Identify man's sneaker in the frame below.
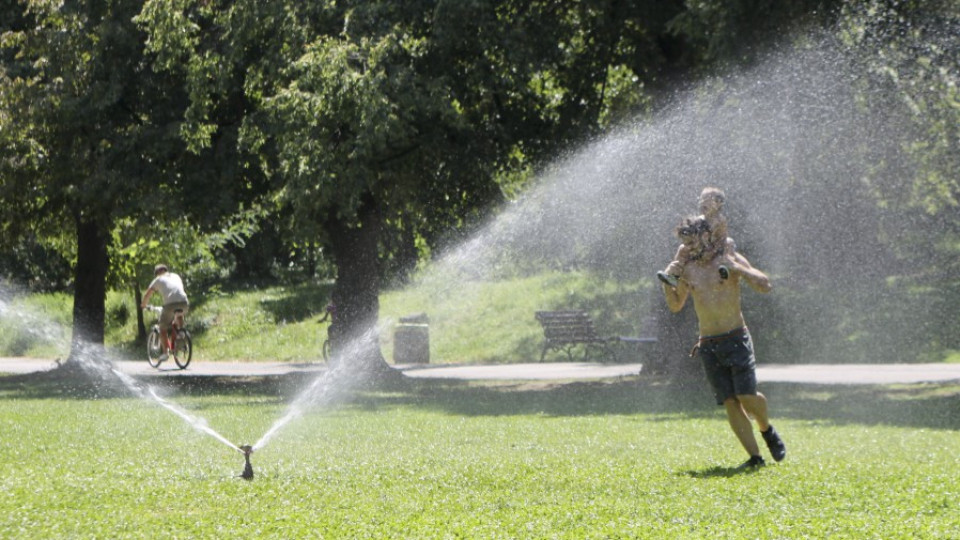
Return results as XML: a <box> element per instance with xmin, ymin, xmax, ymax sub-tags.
<box><xmin>762</xmin><ymin>425</ymin><xmax>786</xmax><ymax>462</ymax></box>
<box><xmin>657</xmin><ymin>271</ymin><xmax>679</xmax><ymax>288</ymax></box>
<box><xmin>157</xmin><ymin>353</ymin><xmax>169</xmax><ymax>363</ymax></box>
<box><xmin>738</xmin><ymin>455</ymin><xmax>766</xmax><ymax>469</ymax></box>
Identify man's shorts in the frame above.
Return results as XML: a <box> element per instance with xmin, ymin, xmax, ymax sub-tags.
<box><xmin>160</xmin><ymin>302</ymin><xmax>189</xmax><ymax>329</ymax></box>
<box><xmin>697</xmin><ymin>327</ymin><xmax>758</xmax><ymax>405</ymax></box>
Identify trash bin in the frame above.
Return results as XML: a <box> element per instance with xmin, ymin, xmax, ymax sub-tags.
<box><xmin>394</xmin><ymin>313</ymin><xmax>430</xmax><ymax>364</ymax></box>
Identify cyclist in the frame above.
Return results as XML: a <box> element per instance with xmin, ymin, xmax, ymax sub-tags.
<box><xmin>318</xmin><ymin>301</ymin><xmax>337</xmax><ymax>361</ymax></box>
<box><xmin>318</xmin><ymin>301</ymin><xmax>336</xmax><ymax>324</ymax></box>
<box><xmin>140</xmin><ymin>264</ymin><xmax>189</xmax><ymax>362</ymax></box>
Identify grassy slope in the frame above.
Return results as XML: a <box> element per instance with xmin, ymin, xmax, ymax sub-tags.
<box><xmin>1</xmin><ymin>272</ymin><xmax>653</xmax><ymax>364</ymax></box>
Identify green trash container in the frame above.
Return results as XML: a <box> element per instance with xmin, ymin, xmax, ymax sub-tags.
<box><xmin>394</xmin><ymin>313</ymin><xmax>430</xmax><ymax>364</ymax></box>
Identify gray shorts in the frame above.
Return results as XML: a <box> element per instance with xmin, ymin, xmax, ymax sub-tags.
<box><xmin>160</xmin><ymin>302</ymin><xmax>189</xmax><ymax>329</ymax></box>
<box><xmin>697</xmin><ymin>327</ymin><xmax>758</xmax><ymax>405</ymax></box>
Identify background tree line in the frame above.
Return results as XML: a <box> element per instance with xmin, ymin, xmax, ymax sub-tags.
<box><xmin>2</xmin><ymin>0</ymin><xmax>958</xmax><ymax>368</ymax></box>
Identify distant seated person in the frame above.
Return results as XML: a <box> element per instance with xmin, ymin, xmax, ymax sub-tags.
<box><xmin>658</xmin><ymin>187</ymin><xmax>737</xmax><ymax>287</ymax></box>
<box><xmin>140</xmin><ymin>264</ymin><xmax>189</xmax><ymax>362</ymax></box>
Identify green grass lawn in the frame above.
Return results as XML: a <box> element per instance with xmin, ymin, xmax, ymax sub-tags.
<box><xmin>2</xmin><ymin>372</ymin><xmax>959</xmax><ymax>538</ymax></box>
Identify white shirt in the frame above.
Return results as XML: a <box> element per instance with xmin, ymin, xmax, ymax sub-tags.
<box><xmin>148</xmin><ymin>273</ymin><xmax>189</xmax><ymax>305</ymax></box>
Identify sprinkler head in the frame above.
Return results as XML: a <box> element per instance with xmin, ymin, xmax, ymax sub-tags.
<box><xmin>718</xmin><ymin>265</ymin><xmax>729</xmax><ymax>280</ymax></box>
<box><xmin>239</xmin><ymin>445</ymin><xmax>254</xmax><ymax>480</ymax></box>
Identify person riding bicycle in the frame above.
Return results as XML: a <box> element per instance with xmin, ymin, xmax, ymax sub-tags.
<box><xmin>140</xmin><ymin>264</ymin><xmax>189</xmax><ymax>362</ymax></box>
<box><xmin>318</xmin><ymin>301</ymin><xmax>337</xmax><ymax>361</ymax></box>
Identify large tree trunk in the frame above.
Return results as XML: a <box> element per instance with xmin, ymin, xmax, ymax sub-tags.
<box><xmin>134</xmin><ymin>283</ymin><xmax>146</xmax><ymax>341</ymax></box>
<box><xmin>325</xmin><ymin>193</ymin><xmax>399</xmax><ymax>379</ymax></box>
<box><xmin>69</xmin><ymin>215</ymin><xmax>109</xmax><ymax>361</ymax></box>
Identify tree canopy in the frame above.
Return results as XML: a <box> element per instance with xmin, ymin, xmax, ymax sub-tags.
<box><xmin>2</xmin><ymin>0</ymin><xmax>958</xmax><ymax>368</ymax></box>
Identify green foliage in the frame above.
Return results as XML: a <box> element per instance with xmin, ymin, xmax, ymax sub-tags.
<box><xmin>836</xmin><ymin>0</ymin><xmax>960</xmax><ymax>277</ymax></box>
<box><xmin>668</xmin><ymin>0</ymin><xmax>843</xmax><ymax>68</ymax></box>
<box><xmin>110</xmin><ymin>205</ymin><xmax>268</xmax><ymax>295</ymax></box>
<box><xmin>1</xmin><ymin>380</ymin><xmax>960</xmax><ymax>537</ymax></box>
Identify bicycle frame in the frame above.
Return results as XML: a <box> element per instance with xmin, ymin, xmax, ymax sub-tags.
<box><xmin>144</xmin><ymin>305</ymin><xmax>192</xmax><ymax>369</ymax></box>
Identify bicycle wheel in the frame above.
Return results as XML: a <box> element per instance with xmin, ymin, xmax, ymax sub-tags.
<box><xmin>147</xmin><ymin>327</ymin><xmax>163</xmax><ymax>368</ymax></box>
<box><xmin>173</xmin><ymin>329</ymin><xmax>192</xmax><ymax>369</ymax></box>
<box><xmin>322</xmin><ymin>339</ymin><xmax>331</xmax><ymax>362</ymax></box>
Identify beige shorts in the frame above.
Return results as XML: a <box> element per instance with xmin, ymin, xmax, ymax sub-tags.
<box><xmin>160</xmin><ymin>302</ymin><xmax>189</xmax><ymax>329</ymax></box>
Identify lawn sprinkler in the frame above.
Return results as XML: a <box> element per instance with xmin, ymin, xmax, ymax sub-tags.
<box><xmin>239</xmin><ymin>445</ymin><xmax>254</xmax><ymax>480</ymax></box>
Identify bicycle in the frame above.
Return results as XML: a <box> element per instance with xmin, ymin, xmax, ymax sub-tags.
<box><xmin>321</xmin><ymin>335</ymin><xmax>331</xmax><ymax>362</ymax></box>
<box><xmin>143</xmin><ymin>305</ymin><xmax>193</xmax><ymax>369</ymax></box>
<box><xmin>318</xmin><ymin>302</ymin><xmax>335</xmax><ymax>362</ymax></box>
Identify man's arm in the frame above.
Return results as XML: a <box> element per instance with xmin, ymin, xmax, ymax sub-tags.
<box><xmin>140</xmin><ymin>278</ymin><xmax>159</xmax><ymax>309</ymax></box>
<box><xmin>726</xmin><ymin>252</ymin><xmax>772</xmax><ymax>293</ymax></box>
<box><xmin>140</xmin><ymin>287</ymin><xmax>156</xmax><ymax>309</ymax></box>
<box><xmin>661</xmin><ymin>261</ymin><xmax>690</xmax><ymax>312</ymax></box>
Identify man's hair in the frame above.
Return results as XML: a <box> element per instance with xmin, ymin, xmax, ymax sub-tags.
<box><xmin>675</xmin><ymin>216</ymin><xmax>710</xmax><ymax>238</ymax></box>
<box><xmin>154</xmin><ymin>264</ymin><xmax>169</xmax><ymax>274</ymax></box>
<box><xmin>698</xmin><ymin>187</ymin><xmax>725</xmax><ymax>206</ymax></box>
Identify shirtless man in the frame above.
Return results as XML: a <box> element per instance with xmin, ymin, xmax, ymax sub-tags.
<box><xmin>661</xmin><ymin>216</ymin><xmax>786</xmax><ymax>468</ymax></box>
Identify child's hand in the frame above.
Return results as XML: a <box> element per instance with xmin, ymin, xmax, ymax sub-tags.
<box><xmin>665</xmin><ymin>261</ymin><xmax>684</xmax><ymax>276</ymax></box>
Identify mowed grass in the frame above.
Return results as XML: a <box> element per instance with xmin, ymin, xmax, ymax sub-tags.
<box><xmin>2</xmin><ymin>374</ymin><xmax>959</xmax><ymax>538</ymax></box>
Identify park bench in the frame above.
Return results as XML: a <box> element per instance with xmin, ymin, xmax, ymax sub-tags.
<box><xmin>534</xmin><ymin>310</ymin><xmax>657</xmax><ymax>362</ymax></box>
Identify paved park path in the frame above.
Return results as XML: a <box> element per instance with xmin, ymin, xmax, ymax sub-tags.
<box><xmin>4</xmin><ymin>357</ymin><xmax>960</xmax><ymax>385</ymax></box>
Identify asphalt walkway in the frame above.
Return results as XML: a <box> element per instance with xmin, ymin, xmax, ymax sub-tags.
<box><xmin>4</xmin><ymin>357</ymin><xmax>960</xmax><ymax>384</ymax></box>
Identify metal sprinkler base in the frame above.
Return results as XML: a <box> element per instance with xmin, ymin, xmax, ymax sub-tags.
<box><xmin>239</xmin><ymin>445</ymin><xmax>254</xmax><ymax>480</ymax></box>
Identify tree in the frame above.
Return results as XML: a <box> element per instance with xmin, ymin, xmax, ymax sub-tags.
<box><xmin>132</xmin><ymin>0</ymin><xmax>730</xmax><ymax>373</ymax></box>
<box><xmin>838</xmin><ymin>0</ymin><xmax>960</xmax><ymax>267</ymax></box>
<box><xmin>0</xmin><ymin>1</ymin><xmax>258</xmax><ymax>360</ymax></box>
<box><xmin>1</xmin><ymin>1</ymin><xmax>170</xmax><ymax>356</ymax></box>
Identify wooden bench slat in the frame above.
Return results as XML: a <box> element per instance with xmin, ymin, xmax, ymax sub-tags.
<box><xmin>535</xmin><ymin>309</ymin><xmax>656</xmax><ymax>362</ymax></box>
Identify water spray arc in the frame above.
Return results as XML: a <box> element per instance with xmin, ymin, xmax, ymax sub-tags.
<box><xmin>251</xmin><ymin>322</ymin><xmax>385</xmax><ymax>452</ymax></box>
<box><xmin>63</xmin><ymin>318</ymin><xmax>385</xmax><ymax>480</ymax></box>
<box><xmin>71</xmin><ymin>343</ymin><xmax>246</xmax><ymax>454</ymax></box>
